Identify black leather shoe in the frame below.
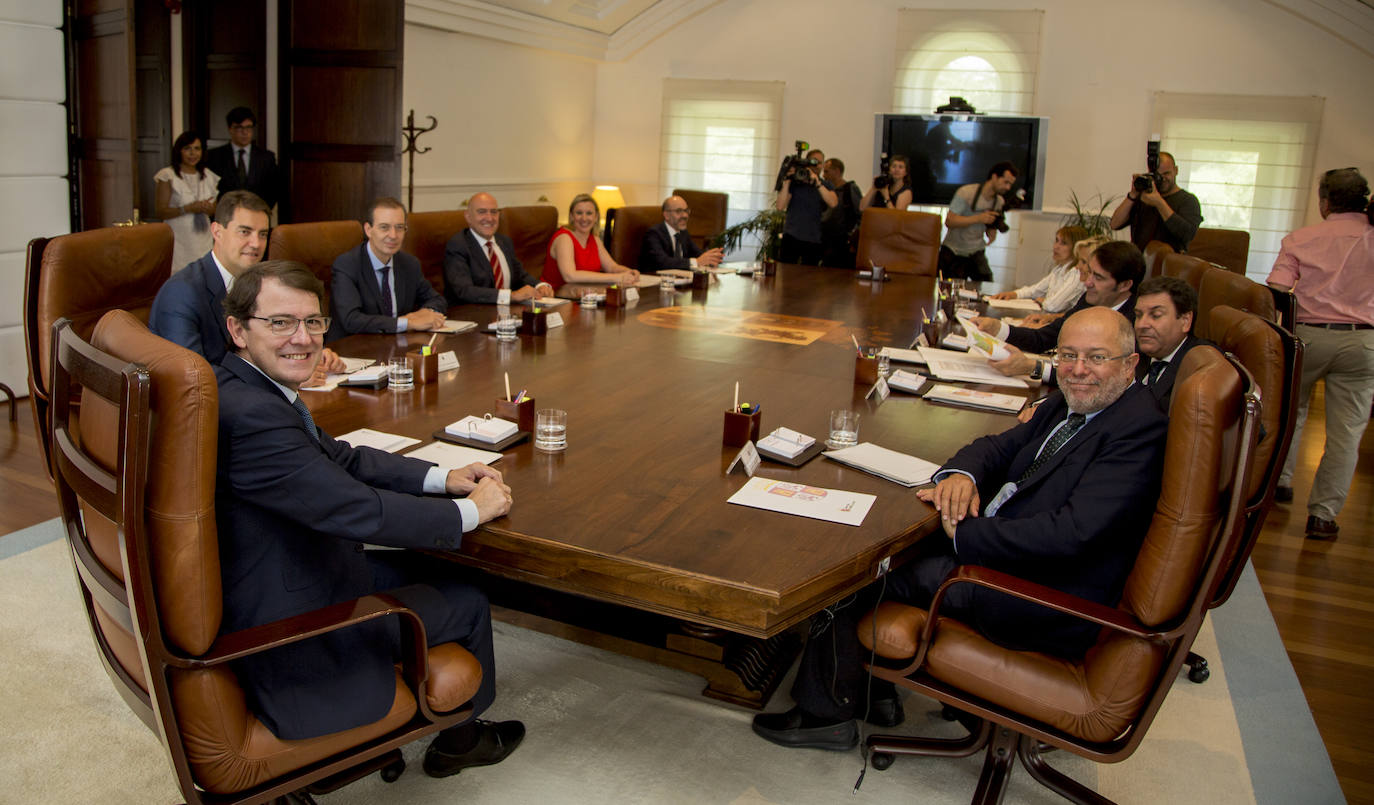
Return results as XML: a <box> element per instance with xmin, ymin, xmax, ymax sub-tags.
<box><xmin>859</xmin><ymin>696</ymin><xmax>904</xmax><ymax>728</ymax></box>
<box><xmin>752</xmin><ymin>707</ymin><xmax>858</xmax><ymax>751</ymax></box>
<box><xmin>1273</xmin><ymin>485</ymin><xmax>1294</xmax><ymax>503</ymax></box>
<box><xmin>1305</xmin><ymin>515</ymin><xmax>1339</xmax><ymax>541</ymax></box>
<box><xmin>423</xmin><ymin>720</ymin><xmax>526</xmax><ymax>778</ymax></box>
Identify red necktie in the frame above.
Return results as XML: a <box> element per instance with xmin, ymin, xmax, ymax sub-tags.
<box><xmin>487</xmin><ymin>240</ymin><xmax>504</xmax><ymax>290</ymax></box>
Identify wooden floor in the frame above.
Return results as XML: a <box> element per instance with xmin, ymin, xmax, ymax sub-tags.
<box><xmin>2</xmin><ymin>391</ymin><xmax>1371</xmax><ymax>802</ymax></box>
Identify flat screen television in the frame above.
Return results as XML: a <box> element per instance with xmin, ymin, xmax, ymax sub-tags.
<box><xmin>873</xmin><ymin>114</ymin><xmax>1049</xmax><ymax>210</ymax></box>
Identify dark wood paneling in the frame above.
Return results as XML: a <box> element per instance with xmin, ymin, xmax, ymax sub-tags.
<box><xmin>290</xmin><ymin>68</ymin><xmax>398</xmax><ymax>144</ymax></box>
<box><xmin>72</xmin><ymin>0</ymin><xmax>135</xmax><ymax>229</ymax></box>
<box><xmin>134</xmin><ymin>0</ymin><xmax>170</xmax><ymax>223</ymax></box>
<box><xmin>289</xmin><ymin>0</ymin><xmax>398</xmax><ymax>50</ymax></box>
<box><xmin>184</xmin><ymin>0</ymin><xmax>266</xmax><ymax>148</ymax></box>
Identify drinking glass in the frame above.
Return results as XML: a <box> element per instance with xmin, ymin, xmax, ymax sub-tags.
<box><xmin>826</xmin><ymin>409</ymin><xmax>859</xmax><ymax>449</ymax></box>
<box><xmin>495</xmin><ymin>314</ymin><xmax>519</xmax><ymax>342</ymax></box>
<box><xmin>387</xmin><ymin>358</ymin><xmax>414</xmax><ymax>391</ymax></box>
<box><xmin>535</xmin><ymin>408</ymin><xmax>568</xmax><ymax>452</ymax></box>
<box><xmin>660</xmin><ymin>274</ymin><xmax>677</xmax><ymax>291</ymax></box>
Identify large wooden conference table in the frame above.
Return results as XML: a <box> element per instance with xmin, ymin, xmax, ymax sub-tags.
<box><xmin>309</xmin><ymin>264</ymin><xmax>1025</xmax><ymax>705</ymax></box>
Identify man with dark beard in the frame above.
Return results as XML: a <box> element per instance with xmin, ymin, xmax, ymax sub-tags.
<box><xmin>752</xmin><ymin>307</ymin><xmax>1166</xmax><ymax>751</ymax></box>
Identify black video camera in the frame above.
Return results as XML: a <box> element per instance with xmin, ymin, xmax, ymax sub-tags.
<box><xmin>774</xmin><ymin>140</ymin><xmax>820</xmax><ymax>191</ymax></box>
<box><xmin>873</xmin><ymin>156</ymin><xmax>893</xmax><ymax>189</ymax></box>
<box><xmin>1133</xmin><ymin>140</ymin><xmax>1163</xmax><ymax>194</ymax></box>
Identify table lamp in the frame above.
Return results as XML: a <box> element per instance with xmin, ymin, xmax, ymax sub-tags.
<box><xmin>591</xmin><ymin>185</ymin><xmax>626</xmax><ymax>228</ymax></box>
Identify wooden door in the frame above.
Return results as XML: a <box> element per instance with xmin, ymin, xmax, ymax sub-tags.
<box><xmin>183</xmin><ymin>0</ymin><xmax>267</xmax><ymax>152</ymax></box>
<box><xmin>71</xmin><ymin>0</ymin><xmax>137</xmax><ymax>229</ymax></box>
<box><xmin>279</xmin><ymin>0</ymin><xmax>404</xmax><ymax>223</ymax></box>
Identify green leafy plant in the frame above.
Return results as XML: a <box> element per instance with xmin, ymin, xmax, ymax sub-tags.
<box><xmin>1062</xmin><ymin>190</ymin><xmax>1118</xmax><ymax>239</ymax></box>
<box><xmin>710</xmin><ymin>208</ymin><xmax>786</xmax><ymax>261</ymax></box>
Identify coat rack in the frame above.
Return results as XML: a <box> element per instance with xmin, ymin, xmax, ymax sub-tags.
<box><xmin>402</xmin><ymin>109</ymin><xmax>438</xmax><ymax>213</ymax></box>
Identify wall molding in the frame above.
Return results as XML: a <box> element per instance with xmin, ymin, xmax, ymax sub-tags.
<box><xmin>1265</xmin><ymin>0</ymin><xmax>1374</xmax><ymax>58</ymax></box>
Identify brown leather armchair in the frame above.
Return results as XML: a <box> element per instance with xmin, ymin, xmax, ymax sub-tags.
<box><xmin>266</xmin><ymin>220</ymin><xmax>364</xmax><ymax>288</ymax></box>
<box><xmin>1163</xmin><ymin>253</ymin><xmax>1275</xmax><ymax>338</ymax></box>
<box><xmin>407</xmin><ymin>210</ymin><xmax>466</xmax><ymax>295</ymax></box>
<box><xmin>854</xmin><ymin>208</ymin><xmax>941</xmax><ymax>275</ymax></box>
<box><xmin>1142</xmin><ymin>240</ymin><xmax>1174</xmax><ymax>281</ymax></box>
<box><xmin>858</xmin><ymin>346</ymin><xmax>1259</xmax><ymax>804</ymax></box>
<box><xmin>673</xmin><ymin>189</ymin><xmax>729</xmax><ymax>250</ymax></box>
<box><xmin>50</xmin><ymin>311</ymin><xmax>482</xmax><ymax>803</ymax></box>
<box><xmin>604</xmin><ymin>206</ymin><xmax>663</xmax><ymax>268</ymax></box>
<box><xmin>24</xmin><ymin>223</ymin><xmax>174</xmax><ymax>475</ymax></box>
<box><xmin>496</xmin><ymin>204</ymin><xmax>559</xmax><ymax>274</ymax></box>
<box><xmin>1188</xmin><ymin>227</ymin><xmax>1251</xmax><ymax>274</ymax></box>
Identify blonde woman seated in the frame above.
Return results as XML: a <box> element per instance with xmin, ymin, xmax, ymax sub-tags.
<box><xmin>1019</xmin><ymin>235</ymin><xmax>1110</xmax><ymax>328</ymax></box>
<box><xmin>541</xmin><ymin>193</ymin><xmax>640</xmax><ymax>295</ymax></box>
<box><xmin>989</xmin><ymin>225</ymin><xmax>1088</xmax><ymax>313</ymax></box>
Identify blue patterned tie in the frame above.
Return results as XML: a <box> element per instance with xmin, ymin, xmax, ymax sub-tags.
<box><xmin>379</xmin><ymin>265</ymin><xmax>394</xmax><ymax>318</ymax></box>
<box><xmin>1147</xmin><ymin>360</ymin><xmax>1167</xmax><ymax>386</ymax></box>
<box><xmin>291</xmin><ymin>396</ymin><xmax>320</xmax><ymax>444</ymax></box>
<box><xmin>1017</xmin><ymin>413</ymin><xmax>1085</xmax><ymax>483</ymax></box>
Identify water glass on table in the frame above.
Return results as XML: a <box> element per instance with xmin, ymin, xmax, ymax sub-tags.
<box><xmin>826</xmin><ymin>409</ymin><xmax>859</xmax><ymax>449</ymax></box>
<box><xmin>495</xmin><ymin>314</ymin><xmax>519</xmax><ymax>342</ymax></box>
<box><xmin>387</xmin><ymin>358</ymin><xmax>414</xmax><ymax>391</ymax></box>
<box><xmin>535</xmin><ymin>408</ymin><xmax>568</xmax><ymax>452</ymax></box>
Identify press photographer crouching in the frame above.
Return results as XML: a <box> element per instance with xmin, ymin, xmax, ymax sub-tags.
<box><xmin>1108</xmin><ymin>142</ymin><xmax>1203</xmax><ymax>252</ymax></box>
<box><xmin>938</xmin><ymin>161</ymin><xmax>1018</xmax><ymax>283</ymax></box>
<box><xmin>861</xmin><ymin>154</ymin><xmax>913</xmax><ymax>211</ymax></box>
<box><xmin>775</xmin><ymin>144</ymin><xmax>838</xmax><ymax>265</ymax></box>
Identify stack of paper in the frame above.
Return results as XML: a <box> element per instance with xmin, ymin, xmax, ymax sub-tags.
<box><xmin>336</xmin><ymin>428</ymin><xmax>421</xmax><ymax>453</ymax></box>
<box><xmin>918</xmin><ymin>346</ymin><xmax>1027</xmax><ymax>389</ymax></box>
<box><xmin>434</xmin><ymin>319</ymin><xmax>478</xmax><ymax>334</ymax></box>
<box><xmin>985</xmin><ymin>297</ymin><xmax>1042</xmax><ymax>312</ymax></box>
<box><xmin>726</xmin><ymin>476</ymin><xmax>875</xmax><ymax>527</ymax></box>
<box><xmin>446</xmin><ymin>415</ymin><xmax>518</xmax><ymax>443</ymax></box>
<box><xmin>402</xmin><ymin>441</ymin><xmax>503</xmax><ymax>468</ymax></box>
<box><xmin>757</xmin><ymin>427</ymin><xmax>816</xmax><ymax>459</ymax></box>
<box><xmin>879</xmin><ymin>346</ymin><xmax>925</xmax><ymax>365</ymax></box>
<box><xmin>924</xmin><ymin>384</ymin><xmax>1027</xmax><ymax>414</ymax></box>
<box><xmin>823</xmin><ymin>442</ymin><xmax>941</xmax><ymax>487</ymax></box>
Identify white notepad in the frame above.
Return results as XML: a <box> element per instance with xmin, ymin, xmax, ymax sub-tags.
<box><xmin>822</xmin><ymin>442</ymin><xmax>941</xmax><ymax>487</ymax></box>
<box><xmin>402</xmin><ymin>440</ymin><xmax>504</xmax><ymax>469</ymax></box>
<box><xmin>445</xmin><ymin>416</ymin><xmax>518</xmax><ymax>443</ymax></box>
<box><xmin>336</xmin><ymin>428</ymin><xmax>421</xmax><ymax>453</ymax></box>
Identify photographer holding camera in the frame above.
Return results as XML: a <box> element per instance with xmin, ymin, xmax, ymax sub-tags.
<box><xmin>861</xmin><ymin>154</ymin><xmax>914</xmax><ymax>211</ymax></box>
<box><xmin>776</xmin><ymin>147</ymin><xmax>838</xmax><ymax>265</ymax></box>
<box><xmin>938</xmin><ymin>161</ymin><xmax>1018</xmax><ymax>282</ymax></box>
<box><xmin>1109</xmin><ymin>149</ymin><xmax>1203</xmax><ymax>252</ymax></box>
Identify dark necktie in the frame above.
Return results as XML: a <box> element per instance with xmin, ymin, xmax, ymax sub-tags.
<box><xmin>487</xmin><ymin>240</ymin><xmax>504</xmax><ymax>290</ymax></box>
<box><xmin>674</xmin><ymin>230</ymin><xmax>685</xmax><ymax>259</ymax></box>
<box><xmin>379</xmin><ymin>265</ymin><xmax>394</xmax><ymax>317</ymax></box>
<box><xmin>1147</xmin><ymin>359</ymin><xmax>1168</xmax><ymax>386</ymax></box>
<box><xmin>236</xmin><ymin>148</ymin><xmax>248</xmax><ymax>185</ymax></box>
<box><xmin>1017</xmin><ymin>413</ymin><xmax>1086</xmax><ymax>483</ymax></box>
<box><xmin>291</xmin><ymin>396</ymin><xmax>320</xmax><ymax>444</ymax></box>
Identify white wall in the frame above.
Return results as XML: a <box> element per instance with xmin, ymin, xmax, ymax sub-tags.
<box><xmin>403</xmin><ymin>23</ymin><xmax>598</xmax><ymax>214</ymax></box>
<box><xmin>0</xmin><ymin>0</ymin><xmax>68</xmax><ymax>399</ymax></box>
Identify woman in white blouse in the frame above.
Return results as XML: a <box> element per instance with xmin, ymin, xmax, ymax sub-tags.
<box><xmin>154</xmin><ymin>131</ymin><xmax>220</xmax><ymax>272</ymax></box>
<box><xmin>989</xmin><ymin>225</ymin><xmax>1089</xmax><ymax>313</ymax></box>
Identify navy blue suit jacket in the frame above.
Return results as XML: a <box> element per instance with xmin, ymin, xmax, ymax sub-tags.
<box><xmin>638</xmin><ymin>223</ymin><xmax>703</xmax><ymax>273</ymax></box>
<box><xmin>941</xmin><ymin>382</ymin><xmax>1167</xmax><ymax>655</ymax></box>
<box><xmin>1006</xmin><ymin>294</ymin><xmax>1138</xmax><ymax>356</ymax></box>
<box><xmin>327</xmin><ymin>243</ymin><xmax>446</xmax><ymax>341</ymax></box>
<box><xmin>215</xmin><ymin>352</ymin><xmax>466</xmax><ymax>739</ymax></box>
<box><xmin>443</xmin><ymin>229</ymin><xmax>541</xmax><ymax>305</ymax></box>
<box><xmin>205</xmin><ymin>143</ymin><xmax>280</xmax><ymax>209</ymax></box>
<box><xmin>148</xmin><ymin>252</ymin><xmax>231</xmax><ymax>364</ymax></box>
<box><xmin>1135</xmin><ymin>334</ymin><xmax>1212</xmax><ymax>410</ymax></box>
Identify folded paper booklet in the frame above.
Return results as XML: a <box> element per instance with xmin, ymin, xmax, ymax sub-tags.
<box><xmin>336</xmin><ymin>428</ymin><xmax>421</xmax><ymax>453</ymax></box>
<box><xmin>434</xmin><ymin>319</ymin><xmax>478</xmax><ymax>334</ymax></box>
<box><xmin>402</xmin><ymin>440</ymin><xmax>503</xmax><ymax>468</ymax></box>
<box><xmin>924</xmin><ymin>384</ymin><xmax>1026</xmax><ymax>414</ymax></box>
<box><xmin>985</xmin><ymin>297</ymin><xmax>1041</xmax><ymax>312</ymax></box>
<box><xmin>756</xmin><ymin>427</ymin><xmax>816</xmax><ymax>459</ymax></box>
<box><xmin>522</xmin><ymin>297</ymin><xmax>569</xmax><ymax>307</ymax></box>
<box><xmin>959</xmin><ymin>319</ymin><xmax>1011</xmax><ymax>361</ymax></box>
<box><xmin>726</xmin><ymin>476</ymin><xmax>875</xmax><ymax>527</ymax></box>
<box><xmin>445</xmin><ymin>415</ymin><xmax>518</xmax><ymax>443</ymax></box>
<box><xmin>918</xmin><ymin>346</ymin><xmax>1028</xmax><ymax>389</ymax></box>
<box><xmin>822</xmin><ymin>442</ymin><xmax>942</xmax><ymax>487</ymax></box>
<box><xmin>887</xmin><ymin>370</ymin><xmax>929</xmax><ymax>394</ymax></box>
<box><xmin>879</xmin><ymin>346</ymin><xmax>925</xmax><ymax>364</ymax></box>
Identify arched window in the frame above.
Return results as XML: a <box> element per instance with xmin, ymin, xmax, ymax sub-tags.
<box><xmin>892</xmin><ymin>11</ymin><xmax>1042</xmax><ymax>115</ymax></box>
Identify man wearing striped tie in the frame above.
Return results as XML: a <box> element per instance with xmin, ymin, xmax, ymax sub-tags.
<box><xmin>753</xmin><ymin>307</ymin><xmax>1167</xmax><ymax>752</ymax></box>
<box><xmin>216</xmin><ymin>260</ymin><xmax>526</xmax><ymax>777</ymax></box>
<box><xmin>444</xmin><ymin>192</ymin><xmax>554</xmax><ymax>305</ymax></box>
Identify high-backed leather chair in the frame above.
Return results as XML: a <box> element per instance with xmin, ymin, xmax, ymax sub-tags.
<box><xmin>50</xmin><ymin>311</ymin><xmax>482</xmax><ymax>803</ymax></box>
<box><xmin>1188</xmin><ymin>227</ymin><xmax>1251</xmax><ymax>274</ymax></box>
<box><xmin>495</xmin><ymin>204</ymin><xmax>559</xmax><ymax>274</ymax></box>
<box><xmin>673</xmin><ymin>189</ymin><xmax>729</xmax><ymax>250</ymax></box>
<box><xmin>1163</xmin><ymin>253</ymin><xmax>1275</xmax><ymax>338</ymax></box>
<box><xmin>604</xmin><ymin>206</ymin><xmax>663</xmax><ymax>268</ymax></box>
<box><xmin>1269</xmin><ymin>284</ymin><xmax>1297</xmax><ymax>332</ymax></box>
<box><xmin>266</xmin><ymin>220</ymin><xmax>364</xmax><ymax>289</ymax></box>
<box><xmin>859</xmin><ymin>346</ymin><xmax>1259</xmax><ymax>804</ymax></box>
<box><xmin>1142</xmin><ymin>239</ymin><xmax>1175</xmax><ymax>281</ymax></box>
<box><xmin>24</xmin><ymin>223</ymin><xmax>174</xmax><ymax>474</ymax></box>
<box><xmin>407</xmin><ymin>210</ymin><xmax>466</xmax><ymax>296</ymax></box>
<box><xmin>854</xmin><ymin>208</ymin><xmax>941</xmax><ymax>276</ymax></box>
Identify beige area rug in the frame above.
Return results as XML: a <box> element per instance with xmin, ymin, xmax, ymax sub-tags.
<box><xmin>0</xmin><ymin>537</ymin><xmax>1257</xmax><ymax>805</ymax></box>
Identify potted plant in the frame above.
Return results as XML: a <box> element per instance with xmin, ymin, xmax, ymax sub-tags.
<box><xmin>1062</xmin><ymin>190</ymin><xmax>1118</xmax><ymax>239</ymax></box>
<box><xmin>711</xmin><ymin>207</ymin><xmax>786</xmax><ymax>269</ymax></box>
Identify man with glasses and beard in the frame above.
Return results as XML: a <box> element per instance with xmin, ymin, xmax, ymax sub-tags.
<box><xmin>752</xmin><ymin>307</ymin><xmax>1166</xmax><ymax>751</ymax></box>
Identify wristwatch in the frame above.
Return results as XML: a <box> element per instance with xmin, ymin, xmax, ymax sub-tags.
<box><xmin>1028</xmin><ymin>359</ymin><xmax>1044</xmax><ymax>381</ymax></box>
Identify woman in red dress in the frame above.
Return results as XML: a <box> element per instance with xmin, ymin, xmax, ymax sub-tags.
<box><xmin>542</xmin><ymin>193</ymin><xmax>640</xmax><ymax>291</ymax></box>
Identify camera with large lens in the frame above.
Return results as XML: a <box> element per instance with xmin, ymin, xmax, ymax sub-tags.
<box><xmin>986</xmin><ymin>189</ymin><xmax>1026</xmax><ymax>234</ymax></box>
<box><xmin>873</xmin><ymin>173</ymin><xmax>893</xmax><ymax>189</ymax></box>
<box><xmin>1133</xmin><ymin>139</ymin><xmax>1163</xmax><ymax>195</ymax></box>
<box><xmin>774</xmin><ymin>140</ymin><xmax>819</xmax><ymax>190</ymax></box>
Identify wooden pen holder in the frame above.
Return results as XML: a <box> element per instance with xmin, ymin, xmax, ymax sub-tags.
<box><xmin>854</xmin><ymin>353</ymin><xmax>881</xmax><ymax>385</ymax></box>
<box><xmin>921</xmin><ymin>320</ymin><xmax>942</xmax><ymax>348</ymax></box>
<box><xmin>760</xmin><ymin>259</ymin><xmax>777</xmax><ymax>276</ymax></box>
<box><xmin>495</xmin><ymin>397</ymin><xmax>536</xmax><ymax>432</ymax></box>
<box><xmin>521</xmin><ymin>309</ymin><xmax>548</xmax><ymax>335</ymax></box>
<box><xmin>606</xmin><ymin>285</ymin><xmax>627</xmax><ymax>307</ymax></box>
<box><xmin>691</xmin><ymin>271</ymin><xmax>710</xmax><ymax>289</ymax></box>
<box><xmin>722</xmin><ymin>408</ymin><xmax>762</xmax><ymax>447</ymax></box>
<box><xmin>405</xmin><ymin>350</ymin><xmax>439</xmax><ymax>385</ymax></box>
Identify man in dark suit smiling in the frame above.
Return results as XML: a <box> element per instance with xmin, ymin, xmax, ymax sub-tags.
<box><xmin>443</xmin><ymin>192</ymin><xmax>552</xmax><ymax>305</ymax></box>
<box><xmin>328</xmin><ymin>197</ymin><xmax>448</xmax><ymax>341</ymax></box>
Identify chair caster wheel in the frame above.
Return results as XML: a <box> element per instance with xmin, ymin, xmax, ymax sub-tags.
<box><xmin>1188</xmin><ymin>663</ymin><xmax>1210</xmax><ymax>684</ymax></box>
<box><xmin>380</xmin><ymin>757</ymin><xmax>405</xmax><ymax>783</ymax></box>
<box><xmin>871</xmin><ymin>752</ymin><xmax>895</xmax><ymax>771</ymax></box>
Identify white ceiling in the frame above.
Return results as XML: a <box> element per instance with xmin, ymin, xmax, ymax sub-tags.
<box><xmin>476</xmin><ymin>0</ymin><xmax>662</xmax><ymax>35</ymax></box>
